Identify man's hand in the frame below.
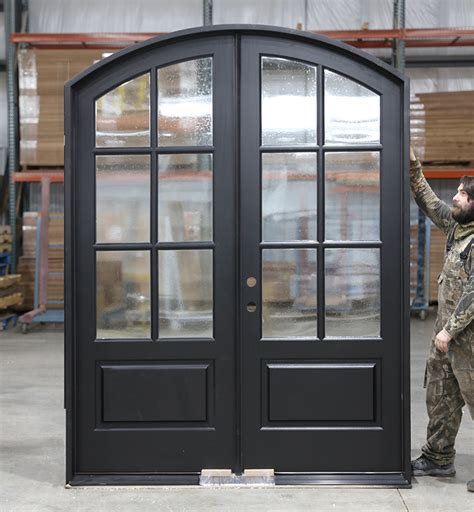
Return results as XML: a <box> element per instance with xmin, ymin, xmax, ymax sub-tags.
<box><xmin>434</xmin><ymin>329</ymin><xmax>452</xmax><ymax>353</ymax></box>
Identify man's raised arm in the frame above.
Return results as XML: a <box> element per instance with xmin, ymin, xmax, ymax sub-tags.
<box><xmin>410</xmin><ymin>147</ymin><xmax>454</xmax><ymax>235</ymax></box>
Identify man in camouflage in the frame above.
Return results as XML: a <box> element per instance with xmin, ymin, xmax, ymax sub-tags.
<box><xmin>409</xmin><ymin>147</ymin><xmax>473</xmax><ymax>492</ymax></box>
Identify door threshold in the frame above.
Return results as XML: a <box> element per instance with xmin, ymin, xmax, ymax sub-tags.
<box><xmin>68</xmin><ymin>473</ymin><xmax>200</xmax><ymax>487</ymax></box>
<box><xmin>276</xmin><ymin>473</ymin><xmax>411</xmax><ymax>488</ymax></box>
<box><xmin>68</xmin><ymin>472</ymin><xmax>410</xmax><ymax>488</ymax></box>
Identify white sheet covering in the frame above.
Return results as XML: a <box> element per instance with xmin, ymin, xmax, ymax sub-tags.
<box><xmin>27</xmin><ymin>0</ymin><xmax>474</xmax><ymax>32</ymax></box>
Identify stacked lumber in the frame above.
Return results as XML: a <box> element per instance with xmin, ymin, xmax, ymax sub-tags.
<box><xmin>18</xmin><ymin>212</ymin><xmax>64</xmax><ymax>310</ymax></box>
<box><xmin>18</xmin><ymin>49</ymin><xmax>108</xmax><ymax>165</ymax></box>
<box><xmin>411</xmin><ymin>90</ymin><xmax>474</xmax><ymax>164</ymax></box>
<box><xmin>0</xmin><ymin>225</ymin><xmax>12</xmax><ymax>253</ymax></box>
<box><xmin>22</xmin><ymin>212</ymin><xmax>64</xmax><ymax>259</ymax></box>
<box><xmin>410</xmin><ymin>223</ymin><xmax>446</xmax><ymax>304</ymax></box>
<box><xmin>0</xmin><ymin>274</ymin><xmax>23</xmax><ymax>310</ymax></box>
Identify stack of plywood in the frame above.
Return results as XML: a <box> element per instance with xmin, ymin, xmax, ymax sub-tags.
<box><xmin>18</xmin><ymin>212</ymin><xmax>64</xmax><ymax>310</ymax></box>
<box><xmin>19</xmin><ymin>49</ymin><xmax>108</xmax><ymax>166</ymax></box>
<box><xmin>411</xmin><ymin>90</ymin><xmax>474</xmax><ymax>163</ymax></box>
<box><xmin>0</xmin><ymin>274</ymin><xmax>23</xmax><ymax>310</ymax></box>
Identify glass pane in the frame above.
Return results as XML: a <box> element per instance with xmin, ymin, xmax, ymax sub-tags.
<box><xmin>96</xmin><ymin>73</ymin><xmax>150</xmax><ymax>147</ymax></box>
<box><xmin>324</xmin><ymin>70</ymin><xmax>380</xmax><ymax>145</ymax></box>
<box><xmin>262</xmin><ymin>153</ymin><xmax>317</xmax><ymax>242</ymax></box>
<box><xmin>159</xmin><ymin>154</ymin><xmax>212</xmax><ymax>242</ymax></box>
<box><xmin>159</xmin><ymin>250</ymin><xmax>213</xmax><ymax>338</ymax></box>
<box><xmin>96</xmin><ymin>251</ymin><xmax>150</xmax><ymax>339</ymax></box>
<box><xmin>262</xmin><ymin>57</ymin><xmax>317</xmax><ymax>146</ymax></box>
<box><xmin>96</xmin><ymin>155</ymin><xmax>150</xmax><ymax>243</ymax></box>
<box><xmin>325</xmin><ymin>249</ymin><xmax>380</xmax><ymax>337</ymax></box>
<box><xmin>325</xmin><ymin>152</ymin><xmax>380</xmax><ymax>241</ymax></box>
<box><xmin>158</xmin><ymin>58</ymin><xmax>213</xmax><ymax>146</ymax></box>
<box><xmin>262</xmin><ymin>249</ymin><xmax>317</xmax><ymax>338</ymax></box>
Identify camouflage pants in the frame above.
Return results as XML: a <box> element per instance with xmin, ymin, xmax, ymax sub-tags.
<box><xmin>421</xmin><ymin>328</ymin><xmax>474</xmax><ymax>465</ymax></box>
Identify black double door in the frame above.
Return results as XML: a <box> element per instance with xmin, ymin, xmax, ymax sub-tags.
<box><xmin>66</xmin><ymin>28</ymin><xmax>409</xmax><ymax>485</ymax></box>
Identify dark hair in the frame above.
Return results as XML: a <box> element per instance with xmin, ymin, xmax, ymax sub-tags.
<box><xmin>460</xmin><ymin>176</ymin><xmax>474</xmax><ymax>201</ymax></box>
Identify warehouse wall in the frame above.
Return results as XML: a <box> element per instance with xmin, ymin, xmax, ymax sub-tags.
<box><xmin>408</xmin><ymin>67</ymin><xmax>474</xmax><ymax>94</ymax></box>
<box><xmin>27</xmin><ymin>0</ymin><xmax>474</xmax><ymax>32</ymax></box>
<box><xmin>29</xmin><ymin>0</ymin><xmax>203</xmax><ymax>32</ymax></box>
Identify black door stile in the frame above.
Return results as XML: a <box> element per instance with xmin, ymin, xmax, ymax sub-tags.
<box><xmin>65</xmin><ymin>26</ymin><xmax>410</xmax><ymax>485</ymax></box>
<box><xmin>69</xmin><ymin>35</ymin><xmax>238</xmax><ymax>474</ymax></box>
<box><xmin>239</xmin><ymin>34</ymin><xmax>406</xmax><ymax>474</ymax></box>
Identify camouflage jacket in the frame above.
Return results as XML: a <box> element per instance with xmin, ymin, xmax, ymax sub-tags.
<box><xmin>410</xmin><ymin>159</ymin><xmax>473</xmax><ymax>342</ymax></box>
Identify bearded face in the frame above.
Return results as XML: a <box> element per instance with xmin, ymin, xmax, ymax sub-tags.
<box><xmin>451</xmin><ymin>184</ymin><xmax>474</xmax><ymax>224</ymax></box>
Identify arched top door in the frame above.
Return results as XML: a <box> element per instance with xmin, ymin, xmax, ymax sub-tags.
<box><xmin>65</xmin><ymin>26</ymin><xmax>410</xmax><ymax>487</ymax></box>
<box><xmin>67</xmin><ymin>25</ymin><xmax>406</xmax><ymax>91</ymax></box>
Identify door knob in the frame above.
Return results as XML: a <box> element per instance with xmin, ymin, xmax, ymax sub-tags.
<box><xmin>246</xmin><ymin>277</ymin><xmax>257</xmax><ymax>288</ymax></box>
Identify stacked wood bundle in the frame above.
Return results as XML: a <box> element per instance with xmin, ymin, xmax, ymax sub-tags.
<box><xmin>410</xmin><ymin>223</ymin><xmax>446</xmax><ymax>304</ymax></box>
<box><xmin>411</xmin><ymin>90</ymin><xmax>474</xmax><ymax>164</ymax></box>
<box><xmin>18</xmin><ymin>212</ymin><xmax>64</xmax><ymax>310</ymax></box>
<box><xmin>0</xmin><ymin>274</ymin><xmax>23</xmax><ymax>310</ymax></box>
<box><xmin>18</xmin><ymin>49</ymin><xmax>107</xmax><ymax>166</ymax></box>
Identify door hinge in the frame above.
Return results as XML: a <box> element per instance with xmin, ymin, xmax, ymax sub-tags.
<box><xmin>200</xmin><ymin>468</ymin><xmax>275</xmax><ymax>487</ymax></box>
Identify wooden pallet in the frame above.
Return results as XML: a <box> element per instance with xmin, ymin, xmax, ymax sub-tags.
<box><xmin>0</xmin><ymin>274</ymin><xmax>21</xmax><ymax>289</ymax></box>
<box><xmin>0</xmin><ymin>292</ymin><xmax>23</xmax><ymax>310</ymax></box>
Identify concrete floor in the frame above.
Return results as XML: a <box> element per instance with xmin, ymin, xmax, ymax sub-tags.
<box><xmin>0</xmin><ymin>312</ymin><xmax>472</xmax><ymax>512</ymax></box>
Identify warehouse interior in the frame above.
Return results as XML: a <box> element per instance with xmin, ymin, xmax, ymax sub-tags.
<box><xmin>1</xmin><ymin>0</ymin><xmax>473</xmax><ymax>510</ymax></box>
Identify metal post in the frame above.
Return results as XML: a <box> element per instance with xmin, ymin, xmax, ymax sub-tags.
<box><xmin>398</xmin><ymin>0</ymin><xmax>406</xmax><ymax>72</ymax></box>
<box><xmin>22</xmin><ymin>0</ymin><xmax>30</xmax><ymax>33</ymax></box>
<box><xmin>38</xmin><ymin>177</ymin><xmax>50</xmax><ymax>308</ymax></box>
<box><xmin>5</xmin><ymin>0</ymin><xmax>21</xmax><ymax>272</ymax></box>
<box><xmin>392</xmin><ymin>0</ymin><xmax>406</xmax><ymax>72</ymax></box>
<box><xmin>203</xmin><ymin>0</ymin><xmax>213</xmax><ymax>26</ymax></box>
<box><xmin>304</xmin><ymin>0</ymin><xmax>308</xmax><ymax>31</ymax></box>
